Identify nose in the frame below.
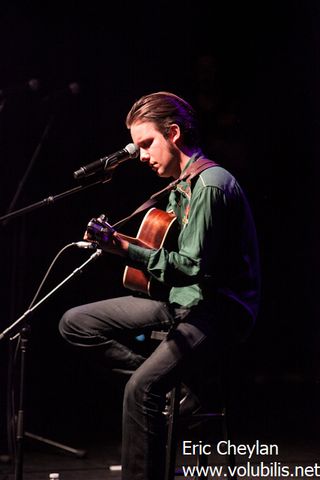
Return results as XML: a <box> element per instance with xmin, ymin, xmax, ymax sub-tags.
<box><xmin>139</xmin><ymin>148</ymin><xmax>150</xmax><ymax>163</ymax></box>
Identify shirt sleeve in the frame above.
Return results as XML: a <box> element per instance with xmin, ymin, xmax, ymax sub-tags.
<box><xmin>126</xmin><ymin>185</ymin><xmax>227</xmax><ymax>287</ymax></box>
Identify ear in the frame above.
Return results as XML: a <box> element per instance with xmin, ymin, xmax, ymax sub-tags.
<box><xmin>167</xmin><ymin>123</ymin><xmax>181</xmax><ymax>144</ymax></box>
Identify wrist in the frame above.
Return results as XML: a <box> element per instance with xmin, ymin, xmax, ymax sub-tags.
<box><xmin>113</xmin><ymin>233</ymin><xmax>129</xmax><ymax>257</ymax></box>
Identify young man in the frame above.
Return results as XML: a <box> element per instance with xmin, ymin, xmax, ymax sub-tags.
<box><xmin>59</xmin><ymin>91</ymin><xmax>260</xmax><ymax>480</ymax></box>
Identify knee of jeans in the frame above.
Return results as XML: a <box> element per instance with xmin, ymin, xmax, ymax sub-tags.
<box><xmin>59</xmin><ymin>307</ymin><xmax>82</xmax><ymax>338</ymax></box>
<box><xmin>123</xmin><ymin>372</ymin><xmax>146</xmax><ymax>410</ymax></box>
<box><xmin>124</xmin><ymin>371</ymin><xmax>166</xmax><ymax>418</ymax></box>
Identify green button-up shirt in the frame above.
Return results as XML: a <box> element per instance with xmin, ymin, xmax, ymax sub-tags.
<box><xmin>127</xmin><ymin>154</ymin><xmax>260</xmax><ymax>322</ymax></box>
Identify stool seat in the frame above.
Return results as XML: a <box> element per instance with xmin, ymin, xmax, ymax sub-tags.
<box><xmin>150</xmin><ymin>329</ymin><xmax>169</xmax><ymax>341</ymax></box>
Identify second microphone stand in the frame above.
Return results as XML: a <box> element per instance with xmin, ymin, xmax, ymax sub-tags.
<box><xmin>0</xmin><ymin>247</ymin><xmax>102</xmax><ymax>480</ymax></box>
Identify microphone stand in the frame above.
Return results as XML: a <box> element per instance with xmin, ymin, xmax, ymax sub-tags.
<box><xmin>0</xmin><ymin>248</ymin><xmax>102</xmax><ymax>480</ymax></box>
<box><xmin>0</xmin><ymin>114</ymin><xmax>55</xmax><ymax>462</ymax></box>
<box><xmin>0</xmin><ymin>173</ymin><xmax>110</xmax><ymax>479</ymax></box>
<box><xmin>2</xmin><ymin>115</ymin><xmax>55</xmax><ymax>227</ymax></box>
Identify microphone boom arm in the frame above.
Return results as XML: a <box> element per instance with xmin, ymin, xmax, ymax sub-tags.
<box><xmin>0</xmin><ymin>248</ymin><xmax>102</xmax><ymax>341</ymax></box>
<box><xmin>0</xmin><ymin>177</ymin><xmax>105</xmax><ymax>225</ymax></box>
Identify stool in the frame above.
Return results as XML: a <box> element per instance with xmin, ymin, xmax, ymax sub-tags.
<box><xmin>151</xmin><ymin>330</ymin><xmax>237</xmax><ymax>480</ymax></box>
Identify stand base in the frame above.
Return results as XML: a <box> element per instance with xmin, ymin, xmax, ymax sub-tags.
<box><xmin>25</xmin><ymin>431</ymin><xmax>87</xmax><ymax>458</ymax></box>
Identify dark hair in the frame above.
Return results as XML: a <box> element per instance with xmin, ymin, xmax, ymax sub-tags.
<box><xmin>126</xmin><ymin>91</ymin><xmax>200</xmax><ymax>148</ymax></box>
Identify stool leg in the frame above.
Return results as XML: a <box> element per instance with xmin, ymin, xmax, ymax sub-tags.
<box><xmin>164</xmin><ymin>384</ymin><xmax>180</xmax><ymax>480</ymax></box>
<box><xmin>196</xmin><ymin>451</ymin><xmax>209</xmax><ymax>480</ymax></box>
<box><xmin>222</xmin><ymin>407</ymin><xmax>237</xmax><ymax>480</ymax></box>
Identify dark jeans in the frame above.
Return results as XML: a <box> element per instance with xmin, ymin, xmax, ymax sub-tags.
<box><xmin>59</xmin><ymin>295</ymin><xmax>247</xmax><ymax>480</ymax></box>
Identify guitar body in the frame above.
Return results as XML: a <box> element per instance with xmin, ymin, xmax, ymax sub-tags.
<box><xmin>123</xmin><ymin>208</ymin><xmax>178</xmax><ymax>298</ymax></box>
<box><xmin>86</xmin><ymin>208</ymin><xmax>179</xmax><ymax>299</ymax></box>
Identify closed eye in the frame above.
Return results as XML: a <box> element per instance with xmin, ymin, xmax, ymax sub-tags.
<box><xmin>139</xmin><ymin>139</ymin><xmax>153</xmax><ymax>149</ymax></box>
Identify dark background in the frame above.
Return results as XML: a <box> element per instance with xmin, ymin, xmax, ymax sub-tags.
<box><xmin>0</xmin><ymin>0</ymin><xmax>319</xmax><ymax>455</ymax></box>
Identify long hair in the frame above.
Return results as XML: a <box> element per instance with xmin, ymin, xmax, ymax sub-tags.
<box><xmin>126</xmin><ymin>91</ymin><xmax>200</xmax><ymax>148</ymax></box>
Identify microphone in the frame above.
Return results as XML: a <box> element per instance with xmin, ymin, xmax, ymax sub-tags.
<box><xmin>42</xmin><ymin>82</ymin><xmax>81</xmax><ymax>102</ymax></box>
<box><xmin>73</xmin><ymin>143</ymin><xmax>140</xmax><ymax>179</ymax></box>
<box><xmin>72</xmin><ymin>241</ymin><xmax>97</xmax><ymax>249</ymax></box>
<box><xmin>0</xmin><ymin>78</ymin><xmax>40</xmax><ymax>99</ymax></box>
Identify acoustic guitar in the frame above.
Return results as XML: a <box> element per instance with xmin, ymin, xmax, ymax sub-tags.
<box><xmin>86</xmin><ymin>208</ymin><xmax>178</xmax><ymax>299</ymax></box>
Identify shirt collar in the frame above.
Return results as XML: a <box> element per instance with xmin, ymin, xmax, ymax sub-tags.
<box><xmin>180</xmin><ymin>150</ymin><xmax>204</xmax><ymax>177</ymax></box>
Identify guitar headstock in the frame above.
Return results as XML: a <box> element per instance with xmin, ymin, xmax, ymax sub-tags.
<box><xmin>86</xmin><ymin>214</ymin><xmax>115</xmax><ymax>245</ymax></box>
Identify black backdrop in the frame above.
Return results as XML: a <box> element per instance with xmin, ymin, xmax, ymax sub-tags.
<box><xmin>0</xmin><ymin>1</ymin><xmax>319</xmax><ymax>451</ymax></box>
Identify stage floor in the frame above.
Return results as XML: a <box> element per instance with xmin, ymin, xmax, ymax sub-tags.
<box><xmin>1</xmin><ymin>377</ymin><xmax>319</xmax><ymax>479</ymax></box>
<box><xmin>1</xmin><ymin>428</ymin><xmax>319</xmax><ymax>479</ymax></box>
<box><xmin>0</xmin><ymin>442</ymin><xmax>320</xmax><ymax>480</ymax></box>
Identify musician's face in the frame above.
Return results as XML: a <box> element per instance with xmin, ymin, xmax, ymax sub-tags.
<box><xmin>130</xmin><ymin>120</ymin><xmax>181</xmax><ymax>179</ymax></box>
